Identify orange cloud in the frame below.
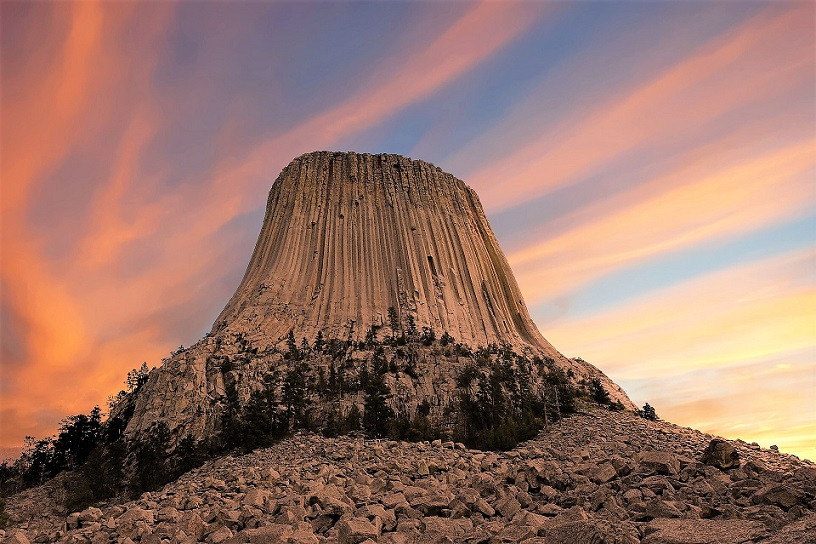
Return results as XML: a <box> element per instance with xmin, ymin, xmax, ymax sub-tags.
<box><xmin>544</xmin><ymin>248</ymin><xmax>815</xmax><ymax>373</ymax></box>
<box><xmin>1</xmin><ymin>1</ymin><xmax>104</xmax><ymax>214</ymax></box>
<box><xmin>542</xmin><ymin>249</ymin><xmax>815</xmax><ymax>460</ymax></box>
<box><xmin>0</xmin><ymin>2</ymin><xmax>174</xmax><ymax>453</ymax></box>
<box><xmin>463</xmin><ymin>3</ymin><xmax>814</xmax><ymax>212</ymax></box>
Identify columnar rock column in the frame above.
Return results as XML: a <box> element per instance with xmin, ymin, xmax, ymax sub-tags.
<box><xmin>214</xmin><ymin>151</ymin><xmax>561</xmax><ymax>359</ymax></box>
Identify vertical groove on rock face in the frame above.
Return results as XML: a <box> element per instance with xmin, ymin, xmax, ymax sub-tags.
<box><xmin>213</xmin><ymin>151</ymin><xmax>562</xmax><ymax>359</ymax></box>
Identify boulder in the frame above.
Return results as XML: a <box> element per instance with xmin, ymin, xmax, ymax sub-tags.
<box><xmin>641</xmin><ymin>518</ymin><xmax>766</xmax><ymax>544</ymax></box>
<box><xmin>637</xmin><ymin>451</ymin><xmax>680</xmax><ymax>475</ymax></box>
<box><xmin>3</xmin><ymin>531</ymin><xmax>31</xmax><ymax>544</ymax></box>
<box><xmin>495</xmin><ymin>496</ymin><xmax>521</xmax><ymax>519</ymax></box>
<box><xmin>337</xmin><ymin>517</ymin><xmax>380</xmax><ymax>544</ymax></box>
<box><xmin>589</xmin><ymin>462</ymin><xmax>618</xmax><ymax>484</ymax></box>
<box><xmin>751</xmin><ymin>484</ymin><xmax>805</xmax><ymax>510</ymax></box>
<box><xmin>701</xmin><ymin>439</ymin><xmax>740</xmax><ymax>470</ymax></box>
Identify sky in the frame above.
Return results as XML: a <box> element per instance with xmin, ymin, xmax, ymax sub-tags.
<box><xmin>1</xmin><ymin>1</ymin><xmax>814</xmax><ymax>462</ymax></box>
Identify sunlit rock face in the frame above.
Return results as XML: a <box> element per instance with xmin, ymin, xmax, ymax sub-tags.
<box><xmin>214</xmin><ymin>151</ymin><xmax>558</xmax><ymax>355</ymax></box>
<box><xmin>122</xmin><ymin>152</ymin><xmax>633</xmax><ymax>444</ymax></box>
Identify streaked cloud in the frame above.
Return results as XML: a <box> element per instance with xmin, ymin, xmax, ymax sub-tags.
<box><xmin>509</xmin><ymin>140</ymin><xmax>815</xmax><ymax>304</ymax></box>
<box><xmin>544</xmin><ymin>250</ymin><xmax>815</xmax><ymax>459</ymax></box>
<box><xmin>1</xmin><ymin>0</ymin><xmax>813</xmax><ymax>464</ymax></box>
<box><xmin>461</xmin><ymin>3</ymin><xmax>814</xmax><ymax>213</ymax></box>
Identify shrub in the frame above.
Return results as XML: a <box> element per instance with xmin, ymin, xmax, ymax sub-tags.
<box><xmin>609</xmin><ymin>400</ymin><xmax>625</xmax><ymax>412</ymax></box>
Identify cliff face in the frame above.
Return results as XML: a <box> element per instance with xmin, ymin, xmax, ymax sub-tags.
<box><xmin>214</xmin><ymin>151</ymin><xmax>557</xmax><ymax>356</ymax></box>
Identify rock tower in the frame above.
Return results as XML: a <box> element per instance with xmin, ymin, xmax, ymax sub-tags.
<box><xmin>214</xmin><ymin>151</ymin><xmax>559</xmax><ymax>357</ymax></box>
<box><xmin>122</xmin><ymin>152</ymin><xmax>633</xmax><ymax>444</ymax></box>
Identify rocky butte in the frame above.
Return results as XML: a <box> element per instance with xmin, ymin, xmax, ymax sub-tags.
<box><xmin>2</xmin><ymin>152</ymin><xmax>814</xmax><ymax>544</ymax></box>
<box><xmin>123</xmin><ymin>151</ymin><xmax>630</xmax><ymax>445</ymax></box>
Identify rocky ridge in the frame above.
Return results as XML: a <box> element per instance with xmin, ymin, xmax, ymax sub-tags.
<box><xmin>5</xmin><ymin>410</ymin><xmax>814</xmax><ymax>544</ymax></box>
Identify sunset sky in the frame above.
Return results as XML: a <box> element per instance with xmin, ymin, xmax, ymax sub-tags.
<box><xmin>1</xmin><ymin>1</ymin><xmax>814</xmax><ymax>461</ymax></box>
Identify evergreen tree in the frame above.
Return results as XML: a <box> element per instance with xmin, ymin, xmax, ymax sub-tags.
<box><xmin>286</xmin><ymin>330</ymin><xmax>299</xmax><ymax>360</ymax></box>
<box><xmin>282</xmin><ymin>362</ymin><xmax>309</xmax><ymax>430</ymax></box>
<box><xmin>589</xmin><ymin>378</ymin><xmax>611</xmax><ymax>404</ymax></box>
<box><xmin>131</xmin><ymin>422</ymin><xmax>171</xmax><ymax>495</ymax></box>
<box><xmin>337</xmin><ymin>364</ymin><xmax>346</xmax><ymax>397</ymax></box>
<box><xmin>328</xmin><ymin>362</ymin><xmax>338</xmax><ymax>397</ymax></box>
<box><xmin>172</xmin><ymin>434</ymin><xmax>206</xmax><ymax>477</ymax></box>
<box><xmin>639</xmin><ymin>402</ymin><xmax>658</xmax><ymax>421</ymax></box>
<box><xmin>388</xmin><ymin>306</ymin><xmax>400</xmax><ymax>339</ymax></box>
<box><xmin>221</xmin><ymin>380</ymin><xmax>243</xmax><ymax>449</ymax></box>
<box><xmin>344</xmin><ymin>404</ymin><xmax>361</xmax><ymax>431</ymax></box>
<box><xmin>314</xmin><ymin>330</ymin><xmax>325</xmax><ymax>352</ymax></box>
<box><xmin>358</xmin><ymin>361</ymin><xmax>370</xmax><ymax>391</ymax></box>
<box><xmin>406</xmin><ymin>315</ymin><xmax>417</xmax><ymax>339</ymax></box>
<box><xmin>317</xmin><ymin>366</ymin><xmax>327</xmax><ymax>395</ymax></box>
<box><xmin>363</xmin><ymin>370</ymin><xmax>394</xmax><ymax>438</ymax></box>
<box><xmin>126</xmin><ymin>362</ymin><xmax>150</xmax><ymax>392</ymax></box>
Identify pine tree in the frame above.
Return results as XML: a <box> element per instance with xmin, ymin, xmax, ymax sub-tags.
<box><xmin>406</xmin><ymin>315</ymin><xmax>417</xmax><ymax>339</ymax></box>
<box><xmin>363</xmin><ymin>370</ymin><xmax>394</xmax><ymax>438</ymax></box>
<box><xmin>131</xmin><ymin>422</ymin><xmax>171</xmax><ymax>495</ymax></box>
<box><xmin>345</xmin><ymin>405</ymin><xmax>361</xmax><ymax>431</ymax></box>
<box><xmin>283</xmin><ymin>362</ymin><xmax>309</xmax><ymax>430</ymax></box>
<box><xmin>640</xmin><ymin>402</ymin><xmax>658</xmax><ymax>421</ymax></box>
<box><xmin>286</xmin><ymin>330</ymin><xmax>299</xmax><ymax>360</ymax></box>
<box><xmin>589</xmin><ymin>378</ymin><xmax>611</xmax><ymax>405</ymax></box>
<box><xmin>358</xmin><ymin>361</ymin><xmax>370</xmax><ymax>391</ymax></box>
<box><xmin>328</xmin><ymin>362</ymin><xmax>338</xmax><ymax>397</ymax></box>
<box><xmin>220</xmin><ymin>380</ymin><xmax>243</xmax><ymax>449</ymax></box>
<box><xmin>388</xmin><ymin>306</ymin><xmax>400</xmax><ymax>339</ymax></box>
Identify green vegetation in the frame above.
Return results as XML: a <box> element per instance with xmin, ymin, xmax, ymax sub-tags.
<box><xmin>0</xmin><ymin>316</ymin><xmax>620</xmax><ymax>513</ymax></box>
<box><xmin>588</xmin><ymin>377</ymin><xmax>612</xmax><ymax>405</ymax></box>
<box><xmin>639</xmin><ymin>402</ymin><xmax>658</xmax><ymax>421</ymax></box>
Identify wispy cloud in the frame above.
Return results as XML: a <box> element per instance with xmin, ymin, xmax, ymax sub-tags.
<box><xmin>462</xmin><ymin>3</ymin><xmax>814</xmax><ymax>212</ymax></box>
<box><xmin>509</xmin><ymin>140</ymin><xmax>815</xmax><ymax>304</ymax></box>
<box><xmin>1</xmin><ymin>0</ymin><xmax>813</xmax><ymax>464</ymax></box>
